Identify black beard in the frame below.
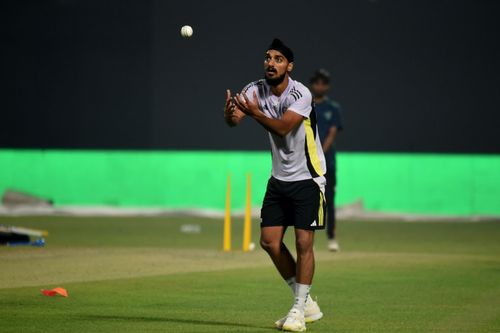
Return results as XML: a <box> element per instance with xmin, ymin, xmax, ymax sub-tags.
<box><xmin>264</xmin><ymin>72</ymin><xmax>286</xmax><ymax>86</ymax></box>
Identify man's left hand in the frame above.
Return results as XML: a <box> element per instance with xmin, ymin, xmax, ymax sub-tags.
<box><xmin>234</xmin><ymin>91</ymin><xmax>261</xmax><ymax>117</ymax></box>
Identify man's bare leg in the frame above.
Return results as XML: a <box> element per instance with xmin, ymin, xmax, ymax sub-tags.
<box><xmin>289</xmin><ymin>228</ymin><xmax>315</xmax><ymax>313</ymax></box>
<box><xmin>260</xmin><ymin>226</ymin><xmax>296</xmax><ymax>280</ymax></box>
<box><xmin>277</xmin><ymin>228</ymin><xmax>317</xmax><ymax>331</ymax></box>
<box><xmin>265</xmin><ymin>227</ymin><xmax>322</xmax><ymax>330</ymax></box>
<box><xmin>295</xmin><ymin>228</ymin><xmax>315</xmax><ymax>284</ymax></box>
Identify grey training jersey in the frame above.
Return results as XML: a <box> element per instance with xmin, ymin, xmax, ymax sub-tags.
<box><xmin>242</xmin><ymin>77</ymin><xmax>326</xmax><ymax>185</ymax></box>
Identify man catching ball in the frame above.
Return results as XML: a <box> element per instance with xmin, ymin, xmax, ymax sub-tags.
<box><xmin>224</xmin><ymin>38</ymin><xmax>326</xmax><ymax>332</ymax></box>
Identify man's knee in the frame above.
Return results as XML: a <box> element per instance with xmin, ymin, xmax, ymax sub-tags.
<box><xmin>295</xmin><ymin>233</ymin><xmax>314</xmax><ymax>254</ymax></box>
<box><xmin>260</xmin><ymin>237</ymin><xmax>282</xmax><ymax>253</ymax></box>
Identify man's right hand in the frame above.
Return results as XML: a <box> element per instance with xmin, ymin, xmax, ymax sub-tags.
<box><xmin>224</xmin><ymin>89</ymin><xmax>245</xmax><ymax>127</ymax></box>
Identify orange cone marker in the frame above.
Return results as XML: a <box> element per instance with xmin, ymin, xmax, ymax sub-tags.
<box><xmin>41</xmin><ymin>287</ymin><xmax>68</xmax><ymax>297</ymax></box>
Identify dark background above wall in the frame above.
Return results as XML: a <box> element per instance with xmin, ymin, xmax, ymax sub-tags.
<box><xmin>2</xmin><ymin>0</ymin><xmax>500</xmax><ymax>153</ymax></box>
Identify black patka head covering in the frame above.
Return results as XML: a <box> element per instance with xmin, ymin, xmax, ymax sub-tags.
<box><xmin>267</xmin><ymin>38</ymin><xmax>294</xmax><ymax>63</ymax></box>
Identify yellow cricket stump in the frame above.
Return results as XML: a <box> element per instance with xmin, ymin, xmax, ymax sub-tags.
<box><xmin>223</xmin><ymin>174</ymin><xmax>232</xmax><ymax>252</ymax></box>
<box><xmin>223</xmin><ymin>172</ymin><xmax>253</xmax><ymax>252</ymax></box>
<box><xmin>242</xmin><ymin>173</ymin><xmax>252</xmax><ymax>252</ymax></box>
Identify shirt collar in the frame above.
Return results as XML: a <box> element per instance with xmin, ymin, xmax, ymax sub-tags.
<box><xmin>265</xmin><ymin>76</ymin><xmax>293</xmax><ymax>99</ymax></box>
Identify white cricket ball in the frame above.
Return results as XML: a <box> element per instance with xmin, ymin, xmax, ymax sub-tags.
<box><xmin>180</xmin><ymin>25</ymin><xmax>193</xmax><ymax>38</ymax></box>
<box><xmin>249</xmin><ymin>242</ymin><xmax>256</xmax><ymax>251</ymax></box>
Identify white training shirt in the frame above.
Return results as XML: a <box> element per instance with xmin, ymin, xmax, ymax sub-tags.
<box><xmin>241</xmin><ymin>77</ymin><xmax>326</xmax><ymax>185</ymax></box>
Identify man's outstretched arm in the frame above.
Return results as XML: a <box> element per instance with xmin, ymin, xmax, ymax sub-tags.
<box><xmin>234</xmin><ymin>91</ymin><xmax>303</xmax><ymax>137</ymax></box>
<box><xmin>224</xmin><ymin>89</ymin><xmax>246</xmax><ymax>127</ymax></box>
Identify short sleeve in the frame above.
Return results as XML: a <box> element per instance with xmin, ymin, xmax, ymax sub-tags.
<box><xmin>241</xmin><ymin>82</ymin><xmax>258</xmax><ymax>97</ymax></box>
<box><xmin>287</xmin><ymin>89</ymin><xmax>312</xmax><ymax>118</ymax></box>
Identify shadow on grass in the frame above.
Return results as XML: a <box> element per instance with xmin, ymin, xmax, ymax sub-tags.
<box><xmin>79</xmin><ymin>314</ymin><xmax>273</xmax><ymax>331</ymax></box>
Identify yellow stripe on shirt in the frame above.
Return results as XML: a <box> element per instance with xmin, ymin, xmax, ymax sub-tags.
<box><xmin>304</xmin><ymin>118</ymin><xmax>324</xmax><ymax>177</ymax></box>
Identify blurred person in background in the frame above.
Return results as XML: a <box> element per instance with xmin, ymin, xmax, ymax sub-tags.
<box><xmin>310</xmin><ymin>69</ymin><xmax>344</xmax><ymax>252</ymax></box>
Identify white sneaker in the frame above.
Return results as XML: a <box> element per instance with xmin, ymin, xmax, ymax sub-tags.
<box><xmin>275</xmin><ymin>313</ymin><xmax>289</xmax><ymax>329</ymax></box>
<box><xmin>304</xmin><ymin>297</ymin><xmax>323</xmax><ymax>323</ymax></box>
<box><xmin>281</xmin><ymin>308</ymin><xmax>306</xmax><ymax>332</ymax></box>
<box><xmin>275</xmin><ymin>298</ymin><xmax>322</xmax><ymax>329</ymax></box>
<box><xmin>328</xmin><ymin>239</ymin><xmax>340</xmax><ymax>252</ymax></box>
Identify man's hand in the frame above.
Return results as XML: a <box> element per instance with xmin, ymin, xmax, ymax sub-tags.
<box><xmin>224</xmin><ymin>89</ymin><xmax>245</xmax><ymax>127</ymax></box>
<box><xmin>227</xmin><ymin>89</ymin><xmax>303</xmax><ymax>137</ymax></box>
<box><xmin>224</xmin><ymin>89</ymin><xmax>234</xmax><ymax>117</ymax></box>
<box><xmin>233</xmin><ymin>91</ymin><xmax>261</xmax><ymax>117</ymax></box>
<box><xmin>322</xmin><ymin>126</ymin><xmax>338</xmax><ymax>152</ymax></box>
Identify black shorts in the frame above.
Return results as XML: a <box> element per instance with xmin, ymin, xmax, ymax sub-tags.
<box><xmin>260</xmin><ymin>177</ymin><xmax>326</xmax><ymax>230</ymax></box>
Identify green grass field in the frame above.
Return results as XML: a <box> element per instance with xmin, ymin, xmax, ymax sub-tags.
<box><xmin>1</xmin><ymin>216</ymin><xmax>500</xmax><ymax>333</ymax></box>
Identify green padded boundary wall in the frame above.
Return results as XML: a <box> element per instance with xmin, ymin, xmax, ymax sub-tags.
<box><xmin>1</xmin><ymin>149</ymin><xmax>499</xmax><ymax>215</ymax></box>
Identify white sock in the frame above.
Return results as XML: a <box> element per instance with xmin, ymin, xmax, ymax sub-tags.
<box><xmin>293</xmin><ymin>283</ymin><xmax>311</xmax><ymax>312</ymax></box>
<box><xmin>286</xmin><ymin>277</ymin><xmax>314</xmax><ymax>304</ymax></box>
<box><xmin>285</xmin><ymin>276</ymin><xmax>296</xmax><ymax>297</ymax></box>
